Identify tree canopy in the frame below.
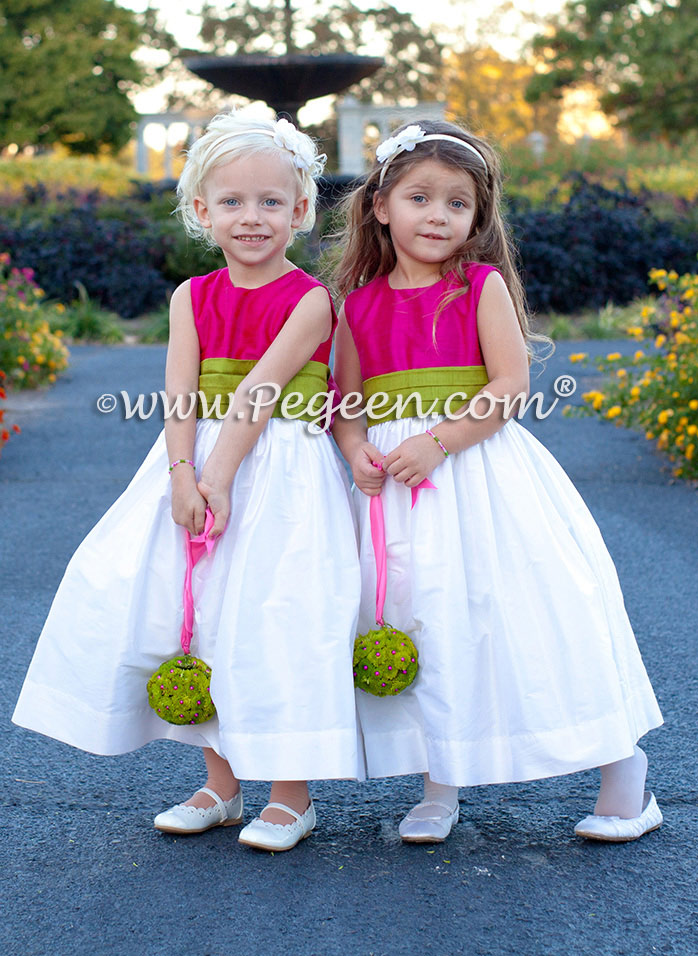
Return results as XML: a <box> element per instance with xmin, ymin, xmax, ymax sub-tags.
<box><xmin>0</xmin><ymin>0</ymin><xmax>166</xmax><ymax>153</ymax></box>
<box><xmin>526</xmin><ymin>0</ymin><xmax>698</xmax><ymax>140</ymax></box>
<box><xmin>448</xmin><ymin>46</ymin><xmax>561</xmax><ymax>145</ymax></box>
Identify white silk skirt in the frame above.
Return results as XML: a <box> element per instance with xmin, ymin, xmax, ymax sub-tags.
<box><xmin>354</xmin><ymin>415</ymin><xmax>663</xmax><ymax>787</ymax></box>
<box><xmin>12</xmin><ymin>419</ymin><xmax>362</xmax><ymax>781</ymax></box>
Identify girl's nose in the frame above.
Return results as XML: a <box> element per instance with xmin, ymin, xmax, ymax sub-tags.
<box><xmin>426</xmin><ymin>205</ymin><xmax>448</xmax><ymax>224</ymax></box>
<box><xmin>239</xmin><ymin>204</ymin><xmax>262</xmax><ymax>224</ymax></box>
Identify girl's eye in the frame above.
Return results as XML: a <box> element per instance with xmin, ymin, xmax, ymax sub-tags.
<box><xmin>224</xmin><ymin>198</ymin><xmax>239</xmax><ymax>206</ymax></box>
<box><xmin>263</xmin><ymin>198</ymin><xmax>280</xmax><ymax>207</ymax></box>
<box><xmin>451</xmin><ymin>200</ymin><xmax>466</xmax><ymax>209</ymax></box>
<box><xmin>411</xmin><ymin>195</ymin><xmax>427</xmax><ymax>203</ymax></box>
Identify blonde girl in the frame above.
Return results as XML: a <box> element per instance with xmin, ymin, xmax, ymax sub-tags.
<box><xmin>14</xmin><ymin>112</ymin><xmax>361</xmax><ymax>852</ymax></box>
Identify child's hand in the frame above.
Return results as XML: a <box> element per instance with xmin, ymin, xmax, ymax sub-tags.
<box><xmin>197</xmin><ymin>477</ymin><xmax>230</xmax><ymax>537</ymax></box>
<box><xmin>349</xmin><ymin>441</ymin><xmax>386</xmax><ymax>496</ymax></box>
<box><xmin>382</xmin><ymin>433</ymin><xmax>446</xmax><ymax>487</ymax></box>
<box><xmin>170</xmin><ymin>468</ymin><xmax>207</xmax><ymax>535</ymax></box>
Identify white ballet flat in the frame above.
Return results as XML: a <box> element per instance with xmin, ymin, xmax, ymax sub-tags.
<box><xmin>399</xmin><ymin>800</ymin><xmax>459</xmax><ymax>844</ymax></box>
<box><xmin>238</xmin><ymin>801</ymin><xmax>316</xmax><ymax>852</ymax></box>
<box><xmin>574</xmin><ymin>791</ymin><xmax>662</xmax><ymax>842</ymax></box>
<box><xmin>153</xmin><ymin>786</ymin><xmax>243</xmax><ymax>834</ymax></box>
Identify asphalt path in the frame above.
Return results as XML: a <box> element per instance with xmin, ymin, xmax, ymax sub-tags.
<box><xmin>2</xmin><ymin>340</ymin><xmax>697</xmax><ymax>956</ymax></box>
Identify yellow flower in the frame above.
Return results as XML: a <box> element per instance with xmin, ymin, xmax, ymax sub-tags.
<box><xmin>645</xmin><ymin>431</ymin><xmax>655</xmax><ymax>440</ymax></box>
<box><xmin>640</xmin><ymin>306</ymin><xmax>652</xmax><ymax>320</ymax></box>
<box><xmin>657</xmin><ymin>409</ymin><xmax>674</xmax><ymax>425</ymax></box>
<box><xmin>674</xmin><ymin>332</ymin><xmax>690</xmax><ymax>345</ymax></box>
<box><xmin>56</xmin><ymin>303</ymin><xmax>66</xmax><ymax>313</ymax></box>
<box><xmin>670</xmin><ymin>313</ymin><xmax>680</xmax><ymax>328</ymax></box>
<box><xmin>616</xmin><ymin>368</ymin><xmax>627</xmax><ymax>378</ymax></box>
<box><xmin>686</xmin><ymin>444</ymin><xmax>695</xmax><ymax>460</ymax></box>
<box><xmin>654</xmin><ymin>334</ymin><xmax>666</xmax><ymax>348</ymax></box>
<box><xmin>606</xmin><ymin>352</ymin><xmax>622</xmax><ymax>361</ymax></box>
<box><xmin>649</xmin><ymin>268</ymin><xmax>667</xmax><ymax>279</ymax></box>
<box><xmin>633</xmin><ymin>350</ymin><xmax>645</xmax><ymax>360</ymax></box>
<box><xmin>683</xmin><ymin>288</ymin><xmax>695</xmax><ymax>300</ymax></box>
<box><xmin>689</xmin><ymin>400</ymin><xmax>698</xmax><ymax>410</ymax></box>
<box><xmin>687</xmin><ymin>425</ymin><xmax>697</xmax><ymax>436</ymax></box>
<box><xmin>668</xmin><ymin>270</ymin><xmax>679</xmax><ymax>281</ymax></box>
<box><xmin>630</xmin><ymin>386</ymin><xmax>641</xmax><ymax>398</ymax></box>
<box><xmin>569</xmin><ymin>352</ymin><xmax>587</xmax><ymax>363</ymax></box>
<box><xmin>606</xmin><ymin>406</ymin><xmax>622</xmax><ymax>419</ymax></box>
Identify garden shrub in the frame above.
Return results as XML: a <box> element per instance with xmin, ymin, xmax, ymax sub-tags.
<box><xmin>509</xmin><ymin>176</ymin><xmax>697</xmax><ymax>315</ymax></box>
<box><xmin>0</xmin><ymin>369</ymin><xmax>21</xmax><ymax>456</ymax></box>
<box><xmin>568</xmin><ymin>268</ymin><xmax>698</xmax><ymax>480</ymax></box>
<box><xmin>0</xmin><ymin>175</ymin><xmax>695</xmax><ymax>320</ymax></box>
<box><xmin>0</xmin><ymin>253</ymin><xmax>70</xmax><ymax>389</ymax></box>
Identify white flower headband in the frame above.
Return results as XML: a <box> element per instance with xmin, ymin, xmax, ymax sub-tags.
<box><xmin>376</xmin><ymin>124</ymin><xmax>487</xmax><ymax>186</ymax></box>
<box><xmin>248</xmin><ymin>118</ymin><xmax>326</xmax><ymax>177</ymax></box>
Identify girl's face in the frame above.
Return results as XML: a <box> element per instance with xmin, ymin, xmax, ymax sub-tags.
<box><xmin>193</xmin><ymin>151</ymin><xmax>308</xmax><ymax>284</ymax></box>
<box><xmin>373</xmin><ymin>158</ymin><xmax>478</xmax><ymax>281</ymax></box>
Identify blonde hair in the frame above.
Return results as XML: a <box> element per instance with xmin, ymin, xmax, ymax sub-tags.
<box><xmin>334</xmin><ymin>119</ymin><xmax>545</xmax><ymax>355</ymax></box>
<box><xmin>176</xmin><ymin>111</ymin><xmax>325</xmax><ymax>249</ymax></box>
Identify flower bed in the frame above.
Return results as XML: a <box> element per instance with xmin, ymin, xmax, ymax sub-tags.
<box><xmin>0</xmin><ymin>253</ymin><xmax>70</xmax><ymax>390</ymax></box>
<box><xmin>568</xmin><ymin>269</ymin><xmax>698</xmax><ymax>480</ymax></box>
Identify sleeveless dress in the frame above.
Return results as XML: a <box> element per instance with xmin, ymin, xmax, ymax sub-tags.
<box><xmin>344</xmin><ymin>263</ymin><xmax>663</xmax><ymax>787</ymax></box>
<box><xmin>13</xmin><ymin>267</ymin><xmax>362</xmax><ymax>781</ymax></box>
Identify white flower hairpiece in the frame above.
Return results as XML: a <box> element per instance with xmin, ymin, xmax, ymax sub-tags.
<box><xmin>375</xmin><ymin>124</ymin><xmax>426</xmax><ymax>164</ymax></box>
<box><xmin>376</xmin><ymin>124</ymin><xmax>488</xmax><ymax>186</ymax></box>
<box><xmin>271</xmin><ymin>118</ymin><xmax>326</xmax><ymax>176</ymax></box>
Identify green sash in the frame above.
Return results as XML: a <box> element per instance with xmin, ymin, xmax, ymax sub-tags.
<box><xmin>197</xmin><ymin>357</ymin><xmax>330</xmax><ymax>422</ymax></box>
<box><xmin>362</xmin><ymin>366</ymin><xmax>489</xmax><ymax>424</ymax></box>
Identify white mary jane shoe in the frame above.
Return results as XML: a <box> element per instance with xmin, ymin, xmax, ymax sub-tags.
<box><xmin>399</xmin><ymin>800</ymin><xmax>459</xmax><ymax>844</ymax></box>
<box><xmin>153</xmin><ymin>786</ymin><xmax>243</xmax><ymax>835</ymax></box>
<box><xmin>574</xmin><ymin>791</ymin><xmax>662</xmax><ymax>842</ymax></box>
<box><xmin>238</xmin><ymin>801</ymin><xmax>316</xmax><ymax>852</ymax></box>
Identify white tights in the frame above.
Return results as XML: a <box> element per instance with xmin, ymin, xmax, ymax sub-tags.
<box><xmin>412</xmin><ymin>745</ymin><xmax>648</xmax><ymax>822</ymax></box>
<box><xmin>407</xmin><ymin>773</ymin><xmax>459</xmax><ymax>820</ymax></box>
<box><xmin>594</xmin><ymin>745</ymin><xmax>648</xmax><ymax>818</ymax></box>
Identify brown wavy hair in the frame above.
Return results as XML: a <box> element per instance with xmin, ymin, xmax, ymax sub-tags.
<box><xmin>333</xmin><ymin>119</ymin><xmax>545</xmax><ymax>354</ymax></box>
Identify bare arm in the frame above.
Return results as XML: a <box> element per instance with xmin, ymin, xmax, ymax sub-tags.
<box><xmin>164</xmin><ymin>281</ymin><xmax>207</xmax><ymax>534</ymax></box>
<box><xmin>382</xmin><ymin>271</ymin><xmax>530</xmax><ymax>486</ymax></box>
<box><xmin>199</xmin><ymin>286</ymin><xmax>333</xmax><ymax>534</ymax></box>
<box><xmin>331</xmin><ymin>307</ymin><xmax>385</xmax><ymax>496</ymax></box>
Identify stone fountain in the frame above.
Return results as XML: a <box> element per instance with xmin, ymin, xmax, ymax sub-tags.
<box><xmin>184</xmin><ymin>0</ymin><xmax>384</xmax><ymax>129</ymax></box>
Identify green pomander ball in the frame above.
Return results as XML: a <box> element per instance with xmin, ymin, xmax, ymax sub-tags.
<box><xmin>147</xmin><ymin>655</ymin><xmax>216</xmax><ymax>725</ymax></box>
<box><xmin>353</xmin><ymin>624</ymin><xmax>418</xmax><ymax>696</ymax></box>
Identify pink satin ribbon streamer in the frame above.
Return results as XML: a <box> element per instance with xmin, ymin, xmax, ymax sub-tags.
<box><xmin>369</xmin><ymin>475</ymin><xmax>436</xmax><ymax>625</ymax></box>
<box><xmin>180</xmin><ymin>507</ymin><xmax>219</xmax><ymax>654</ymax></box>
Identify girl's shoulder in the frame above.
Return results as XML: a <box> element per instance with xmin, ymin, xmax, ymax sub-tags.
<box><xmin>343</xmin><ymin>274</ymin><xmax>386</xmax><ymax>313</ymax></box>
<box><xmin>460</xmin><ymin>261</ymin><xmax>501</xmax><ymax>291</ymax></box>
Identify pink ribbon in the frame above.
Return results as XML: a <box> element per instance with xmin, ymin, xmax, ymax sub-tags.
<box><xmin>369</xmin><ymin>475</ymin><xmax>436</xmax><ymax>625</ymax></box>
<box><xmin>180</xmin><ymin>507</ymin><xmax>219</xmax><ymax>654</ymax></box>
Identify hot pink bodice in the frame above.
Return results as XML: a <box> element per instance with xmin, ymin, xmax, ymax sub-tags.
<box><xmin>344</xmin><ymin>263</ymin><xmax>497</xmax><ymax>380</ymax></box>
<box><xmin>190</xmin><ymin>268</ymin><xmax>336</xmax><ymax>363</ymax></box>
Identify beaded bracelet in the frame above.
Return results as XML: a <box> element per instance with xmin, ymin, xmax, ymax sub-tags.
<box><xmin>425</xmin><ymin>429</ymin><xmax>449</xmax><ymax>458</ymax></box>
<box><xmin>169</xmin><ymin>458</ymin><xmax>195</xmax><ymax>474</ymax></box>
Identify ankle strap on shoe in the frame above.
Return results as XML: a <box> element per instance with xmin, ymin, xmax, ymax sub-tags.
<box><xmin>263</xmin><ymin>802</ymin><xmax>303</xmax><ymax>823</ymax></box>
<box><xmin>198</xmin><ymin>787</ymin><xmax>225</xmax><ymax>814</ymax></box>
